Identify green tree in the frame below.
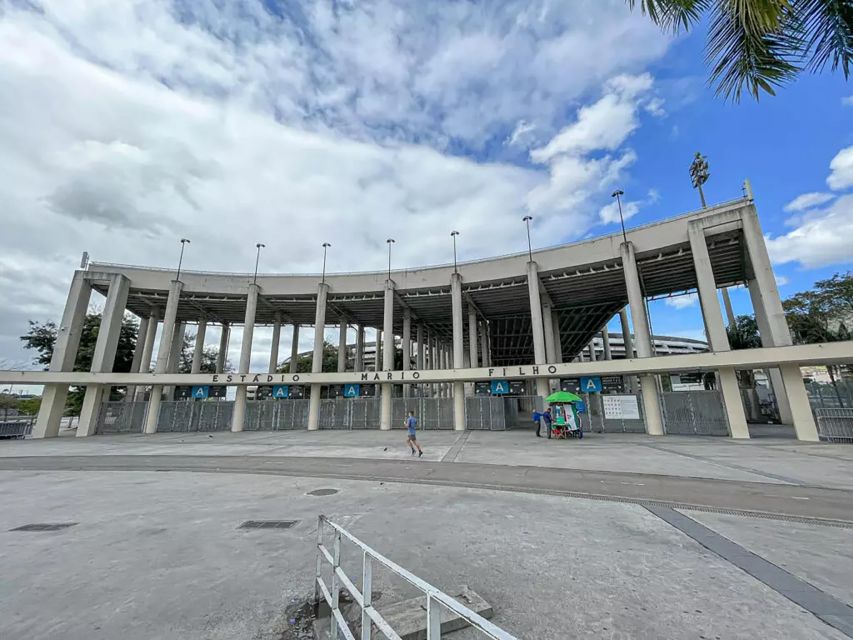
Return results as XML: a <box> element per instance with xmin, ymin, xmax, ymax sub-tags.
<box><xmin>0</xmin><ymin>393</ymin><xmax>19</xmax><ymax>421</ymax></box>
<box><xmin>21</xmin><ymin>313</ymin><xmax>139</xmax><ymax>413</ymax></box>
<box><xmin>17</xmin><ymin>397</ymin><xmax>41</xmax><ymax>416</ymax></box>
<box><xmin>628</xmin><ymin>0</ymin><xmax>853</xmax><ymax>101</ymax></box>
<box><xmin>278</xmin><ymin>341</ymin><xmax>341</xmax><ymax>373</ymax></box>
<box><xmin>178</xmin><ymin>332</ymin><xmax>224</xmax><ymax>373</ymax></box>
<box><xmin>726</xmin><ymin>314</ymin><xmax>762</xmax><ymax>349</ymax></box>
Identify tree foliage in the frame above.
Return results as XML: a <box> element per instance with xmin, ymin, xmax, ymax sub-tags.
<box><xmin>627</xmin><ymin>0</ymin><xmax>853</xmax><ymax>101</ymax></box>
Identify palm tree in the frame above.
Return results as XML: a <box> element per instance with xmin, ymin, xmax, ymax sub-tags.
<box><xmin>627</xmin><ymin>0</ymin><xmax>853</xmax><ymax>101</ymax></box>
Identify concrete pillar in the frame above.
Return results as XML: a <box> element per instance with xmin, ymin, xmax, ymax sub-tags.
<box><xmin>468</xmin><ymin>308</ymin><xmax>478</xmax><ymax>369</ymax></box>
<box><xmin>552</xmin><ymin>310</ymin><xmax>563</xmax><ymax>364</ymax></box>
<box><xmin>269</xmin><ymin>313</ymin><xmax>282</xmax><ymax>374</ymax></box>
<box><xmin>620</xmin><ymin>242</ymin><xmax>664</xmax><ymax>436</ymax></box>
<box><xmin>526</xmin><ymin>262</ymin><xmax>550</xmax><ymax>398</ymax></box>
<box><xmin>721</xmin><ymin>288</ymin><xmax>737</xmax><ymax>328</ymax></box>
<box><xmin>162</xmin><ymin>321</ymin><xmax>185</xmax><ymax>400</ymax></box>
<box><xmin>417</xmin><ymin>323</ymin><xmax>425</xmax><ymax>370</ymax></box>
<box><xmin>34</xmin><ymin>271</ymin><xmax>93</xmax><ymax>438</ymax></box>
<box><xmin>588</xmin><ymin>340</ymin><xmax>597</xmax><ymax>362</ymax></box>
<box><xmin>290</xmin><ymin>324</ymin><xmax>300</xmax><ymax>374</ymax></box>
<box><xmin>125</xmin><ymin>315</ymin><xmax>149</xmax><ymax>402</ymax></box>
<box><xmin>602</xmin><ymin>325</ymin><xmax>612</xmax><ymax>360</ymax></box>
<box><xmin>191</xmin><ymin>319</ymin><xmax>207</xmax><ymax>374</ymax></box>
<box><xmin>402</xmin><ymin>309</ymin><xmax>411</xmax><ymax>397</ymax></box>
<box><xmin>380</xmin><ymin>280</ymin><xmax>394</xmax><ymax>430</ymax></box>
<box><xmin>78</xmin><ymin>274</ymin><xmax>131</xmax><ymax>437</ymax></box>
<box><xmin>337</xmin><ymin>317</ymin><xmax>348</xmax><ymax>373</ymax></box>
<box><xmin>619</xmin><ymin>308</ymin><xmax>636</xmax><ymax>392</ymax></box>
<box><xmin>216</xmin><ymin>323</ymin><xmax>230</xmax><ymax>373</ymax></box>
<box><xmin>144</xmin><ymin>280</ymin><xmax>183</xmax><ymax>434</ymax></box>
<box><xmin>451</xmin><ymin>273</ymin><xmax>466</xmax><ymax>430</ymax></box>
<box><xmin>355</xmin><ymin>325</ymin><xmax>365</xmax><ymax>371</ymax></box>
<box><xmin>689</xmin><ymin>223</ymin><xmax>750</xmax><ymax>438</ymax></box>
<box><xmin>307</xmin><ymin>283</ymin><xmax>329</xmax><ymax>431</ymax></box>
<box><xmin>132</xmin><ymin>310</ymin><xmax>159</xmax><ymax>401</ymax></box>
<box><xmin>780</xmin><ymin>363</ymin><xmax>820</xmax><ymax>441</ymax></box>
<box><xmin>543</xmin><ymin>303</ymin><xmax>556</xmax><ymax>363</ymax></box>
<box><xmin>231</xmin><ymin>283</ymin><xmax>259</xmax><ymax>433</ymax></box>
<box><xmin>376</xmin><ymin>329</ymin><xmax>383</xmax><ymax>370</ymax></box>
<box><xmin>480</xmin><ymin>322</ymin><xmax>490</xmax><ymax>368</ymax></box>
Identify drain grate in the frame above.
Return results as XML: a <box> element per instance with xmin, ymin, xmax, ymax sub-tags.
<box><xmin>307</xmin><ymin>489</ymin><xmax>339</xmax><ymax>496</ymax></box>
<box><xmin>239</xmin><ymin>520</ymin><xmax>298</xmax><ymax>530</ymax></box>
<box><xmin>10</xmin><ymin>523</ymin><xmax>77</xmax><ymax>532</ymax></box>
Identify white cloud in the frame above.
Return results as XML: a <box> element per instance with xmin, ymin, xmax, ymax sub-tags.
<box><xmin>775</xmin><ymin>275</ymin><xmax>789</xmax><ymax>286</ymax></box>
<box><xmin>664</xmin><ymin>293</ymin><xmax>698</xmax><ymax>310</ymax></box>
<box><xmin>766</xmin><ymin>195</ymin><xmax>853</xmax><ymax>268</ymax></box>
<box><xmin>505</xmin><ymin>120</ymin><xmax>537</xmax><ymax>148</ymax></box>
<box><xmin>0</xmin><ymin>1</ymin><xmax>673</xmax><ymax>367</ymax></box>
<box><xmin>783</xmin><ymin>192</ymin><xmax>834</xmax><ymax>213</ymax></box>
<box><xmin>599</xmin><ymin>199</ymin><xmax>640</xmax><ymax>224</ymax></box>
<box><xmin>842</xmin><ymin>96</ymin><xmax>853</xmax><ymax>107</ymax></box>
<box><xmin>828</xmin><ymin>146</ymin><xmax>853</xmax><ymax>191</ymax></box>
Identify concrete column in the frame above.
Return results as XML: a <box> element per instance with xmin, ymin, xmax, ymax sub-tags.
<box><xmin>269</xmin><ymin>313</ymin><xmax>282</xmax><ymax>374</ymax></box>
<box><xmin>216</xmin><ymin>323</ymin><xmax>229</xmax><ymax>373</ymax></box>
<box><xmin>34</xmin><ymin>272</ymin><xmax>93</xmax><ymax>438</ymax></box>
<box><xmin>191</xmin><ymin>319</ymin><xmax>207</xmax><ymax>374</ymax></box>
<box><xmin>125</xmin><ymin>315</ymin><xmax>149</xmax><ymax>402</ymax></box>
<box><xmin>417</xmin><ymin>323</ymin><xmax>425</xmax><ymax>370</ymax></box>
<box><xmin>620</xmin><ymin>242</ymin><xmax>664</xmax><ymax>436</ymax></box>
<box><xmin>290</xmin><ymin>324</ymin><xmax>300</xmax><ymax>374</ymax></box>
<box><xmin>468</xmin><ymin>308</ymin><xmax>478</xmax><ymax>369</ymax></box>
<box><xmin>144</xmin><ymin>280</ymin><xmax>183</xmax><ymax>434</ymax></box>
<box><xmin>779</xmin><ymin>363</ymin><xmax>820</xmax><ymax>441</ymax></box>
<box><xmin>231</xmin><ymin>283</ymin><xmax>259</xmax><ymax>432</ymax></box>
<box><xmin>162</xmin><ymin>322</ymin><xmax>185</xmax><ymax>400</ymax></box>
<box><xmin>307</xmin><ymin>283</ymin><xmax>329</xmax><ymax>431</ymax></box>
<box><xmin>552</xmin><ymin>310</ymin><xmax>563</xmax><ymax>364</ymax></box>
<box><xmin>380</xmin><ymin>280</ymin><xmax>395</xmax><ymax>430</ymax></box>
<box><xmin>451</xmin><ymin>273</ymin><xmax>466</xmax><ymax>430</ymax></box>
<box><xmin>689</xmin><ymin>223</ymin><xmax>749</xmax><ymax>438</ymax></box>
<box><xmin>602</xmin><ymin>325</ymin><xmax>612</xmax><ymax>360</ymax></box>
<box><xmin>402</xmin><ymin>309</ymin><xmax>411</xmax><ymax>397</ymax></box>
<box><xmin>721</xmin><ymin>288</ymin><xmax>737</xmax><ymax>328</ymax></box>
<box><xmin>337</xmin><ymin>317</ymin><xmax>348</xmax><ymax>373</ymax></box>
<box><xmin>376</xmin><ymin>329</ymin><xmax>383</xmax><ymax>370</ymax></box>
<box><xmin>480</xmin><ymin>322</ymin><xmax>490</xmax><ymax>368</ymax></box>
<box><xmin>355</xmin><ymin>325</ymin><xmax>365</xmax><ymax>371</ymax></box>
<box><xmin>526</xmin><ymin>262</ymin><xmax>550</xmax><ymax>398</ymax></box>
<box><xmin>132</xmin><ymin>310</ymin><xmax>159</xmax><ymax>401</ymax></box>
<box><xmin>543</xmin><ymin>303</ymin><xmax>556</xmax><ymax>363</ymax></box>
<box><xmin>77</xmin><ymin>274</ymin><xmax>131</xmax><ymax>437</ymax></box>
<box><xmin>588</xmin><ymin>340</ymin><xmax>597</xmax><ymax>362</ymax></box>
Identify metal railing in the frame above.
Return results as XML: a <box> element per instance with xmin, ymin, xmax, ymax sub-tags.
<box><xmin>815</xmin><ymin>408</ymin><xmax>853</xmax><ymax>443</ymax></box>
<box><xmin>315</xmin><ymin>516</ymin><xmax>519</xmax><ymax>640</ymax></box>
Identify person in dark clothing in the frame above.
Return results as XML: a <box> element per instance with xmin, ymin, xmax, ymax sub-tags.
<box><xmin>536</xmin><ymin>407</ymin><xmax>552</xmax><ymax>438</ymax></box>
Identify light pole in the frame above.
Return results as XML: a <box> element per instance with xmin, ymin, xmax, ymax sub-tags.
<box><xmin>253</xmin><ymin>243</ymin><xmax>265</xmax><ymax>285</ymax></box>
<box><xmin>176</xmin><ymin>238</ymin><xmax>191</xmax><ymax>281</ymax></box>
<box><xmin>450</xmin><ymin>231</ymin><xmax>460</xmax><ymax>274</ymax></box>
<box><xmin>521</xmin><ymin>215</ymin><xmax>533</xmax><ymax>262</ymax></box>
<box><xmin>690</xmin><ymin>152</ymin><xmax>710</xmax><ymax>208</ymax></box>
<box><xmin>386</xmin><ymin>238</ymin><xmax>395</xmax><ymax>280</ymax></box>
<box><xmin>611</xmin><ymin>190</ymin><xmax>628</xmax><ymax>244</ymax></box>
<box><xmin>321</xmin><ymin>242</ymin><xmax>331</xmax><ymax>285</ymax></box>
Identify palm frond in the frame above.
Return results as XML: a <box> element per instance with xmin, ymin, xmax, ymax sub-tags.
<box><xmin>796</xmin><ymin>0</ymin><xmax>853</xmax><ymax>77</ymax></box>
<box><xmin>626</xmin><ymin>0</ymin><xmax>710</xmax><ymax>31</ymax></box>
<box><xmin>706</xmin><ymin>0</ymin><xmax>800</xmax><ymax>100</ymax></box>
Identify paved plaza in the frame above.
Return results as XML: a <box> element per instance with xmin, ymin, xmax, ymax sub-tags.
<box><xmin>2</xmin><ymin>430</ymin><xmax>853</xmax><ymax>639</ymax></box>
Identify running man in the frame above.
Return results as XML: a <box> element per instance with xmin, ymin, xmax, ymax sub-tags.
<box><xmin>405</xmin><ymin>411</ymin><xmax>423</xmax><ymax>457</ymax></box>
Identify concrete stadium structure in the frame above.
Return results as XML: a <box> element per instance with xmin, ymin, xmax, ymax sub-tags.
<box><xmin>5</xmin><ymin>192</ymin><xmax>853</xmax><ymax>441</ymax></box>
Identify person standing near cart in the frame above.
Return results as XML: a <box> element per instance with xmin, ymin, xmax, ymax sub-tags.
<box><xmin>536</xmin><ymin>407</ymin><xmax>552</xmax><ymax>438</ymax></box>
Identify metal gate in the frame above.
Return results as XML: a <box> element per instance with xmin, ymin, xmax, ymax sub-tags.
<box><xmin>600</xmin><ymin>393</ymin><xmax>647</xmax><ymax>433</ymax></box>
<box><xmin>245</xmin><ymin>399</ymin><xmax>310</xmax><ymax>430</ymax></box>
<box><xmin>465</xmin><ymin>397</ymin><xmax>507</xmax><ymax>430</ymax></box>
<box><xmin>393</xmin><ymin>397</ymin><xmax>454</xmax><ymax>430</ymax></box>
<box><xmin>156</xmin><ymin>400</ymin><xmax>234</xmax><ymax>432</ymax></box>
<box><xmin>96</xmin><ymin>401</ymin><xmax>147</xmax><ymax>434</ymax></box>
<box><xmin>319</xmin><ymin>398</ymin><xmax>381</xmax><ymax>430</ymax></box>
<box><xmin>502</xmin><ymin>396</ymin><xmax>544</xmax><ymax>429</ymax></box>
<box><xmin>661</xmin><ymin>391</ymin><xmax>729</xmax><ymax>436</ymax></box>
<box><xmin>814</xmin><ymin>408</ymin><xmax>853</xmax><ymax>443</ymax></box>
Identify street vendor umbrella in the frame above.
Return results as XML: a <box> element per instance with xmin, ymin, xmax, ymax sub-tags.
<box><xmin>546</xmin><ymin>391</ymin><xmax>582</xmax><ymax>403</ymax></box>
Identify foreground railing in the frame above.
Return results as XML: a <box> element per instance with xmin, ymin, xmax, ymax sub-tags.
<box><xmin>815</xmin><ymin>408</ymin><xmax>853</xmax><ymax>443</ymax></box>
<box><xmin>315</xmin><ymin>515</ymin><xmax>519</xmax><ymax>640</ymax></box>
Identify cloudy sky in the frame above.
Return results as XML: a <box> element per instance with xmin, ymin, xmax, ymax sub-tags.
<box><xmin>0</xmin><ymin>0</ymin><xmax>851</xmax><ymax>373</ymax></box>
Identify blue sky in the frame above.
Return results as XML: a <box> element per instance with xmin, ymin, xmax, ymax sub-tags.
<box><xmin>0</xmin><ymin>0</ymin><xmax>850</xmax><ymax>369</ymax></box>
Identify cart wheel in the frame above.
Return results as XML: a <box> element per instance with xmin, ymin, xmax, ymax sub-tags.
<box><xmin>577</xmin><ymin>428</ymin><xmax>583</xmax><ymax>439</ymax></box>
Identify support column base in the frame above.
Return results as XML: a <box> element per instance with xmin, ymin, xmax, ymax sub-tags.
<box><xmin>380</xmin><ymin>383</ymin><xmax>393</xmax><ymax>430</ymax></box>
<box><xmin>718</xmin><ymin>367</ymin><xmax>749</xmax><ymax>439</ymax></box>
<box><xmin>231</xmin><ymin>387</ymin><xmax>247</xmax><ymax>432</ymax></box>
<box><xmin>640</xmin><ymin>375</ymin><xmax>664</xmax><ymax>436</ymax></box>
<box><xmin>144</xmin><ymin>386</ymin><xmax>163</xmax><ymax>434</ymax></box>
<box><xmin>307</xmin><ymin>384</ymin><xmax>321</xmax><ymax>431</ymax></box>
<box><xmin>453</xmin><ymin>382</ymin><xmax>466</xmax><ymax>431</ymax></box>
<box><xmin>32</xmin><ymin>384</ymin><xmax>69</xmax><ymax>439</ymax></box>
<box><xmin>77</xmin><ymin>384</ymin><xmax>106</xmax><ymax>437</ymax></box>
<box><xmin>779</xmin><ymin>363</ymin><xmax>820</xmax><ymax>442</ymax></box>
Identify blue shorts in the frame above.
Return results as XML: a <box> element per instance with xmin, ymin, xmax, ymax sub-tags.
<box><xmin>407</xmin><ymin>431</ymin><xmax>417</xmax><ymax>440</ymax></box>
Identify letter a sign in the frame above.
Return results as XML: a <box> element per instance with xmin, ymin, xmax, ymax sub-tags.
<box><xmin>580</xmin><ymin>376</ymin><xmax>602</xmax><ymax>393</ymax></box>
<box><xmin>191</xmin><ymin>385</ymin><xmax>209</xmax><ymax>400</ymax></box>
<box><xmin>272</xmin><ymin>385</ymin><xmax>289</xmax><ymax>399</ymax></box>
<box><xmin>490</xmin><ymin>380</ymin><xmax>510</xmax><ymax>396</ymax></box>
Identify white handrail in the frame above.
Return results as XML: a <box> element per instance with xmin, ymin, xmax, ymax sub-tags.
<box><xmin>315</xmin><ymin>515</ymin><xmax>519</xmax><ymax>640</ymax></box>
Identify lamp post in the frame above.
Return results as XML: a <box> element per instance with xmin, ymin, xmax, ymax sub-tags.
<box><xmin>176</xmin><ymin>238</ymin><xmax>191</xmax><ymax>281</ymax></box>
<box><xmin>521</xmin><ymin>215</ymin><xmax>533</xmax><ymax>262</ymax></box>
<box><xmin>611</xmin><ymin>190</ymin><xmax>627</xmax><ymax>244</ymax></box>
<box><xmin>321</xmin><ymin>242</ymin><xmax>331</xmax><ymax>285</ymax></box>
<box><xmin>386</xmin><ymin>238</ymin><xmax>395</xmax><ymax>280</ymax></box>
<box><xmin>253</xmin><ymin>243</ymin><xmax>265</xmax><ymax>285</ymax></box>
<box><xmin>450</xmin><ymin>231</ymin><xmax>460</xmax><ymax>274</ymax></box>
<box><xmin>689</xmin><ymin>152</ymin><xmax>710</xmax><ymax>208</ymax></box>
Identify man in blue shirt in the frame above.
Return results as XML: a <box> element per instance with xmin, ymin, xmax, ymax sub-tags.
<box><xmin>405</xmin><ymin>411</ymin><xmax>423</xmax><ymax>457</ymax></box>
